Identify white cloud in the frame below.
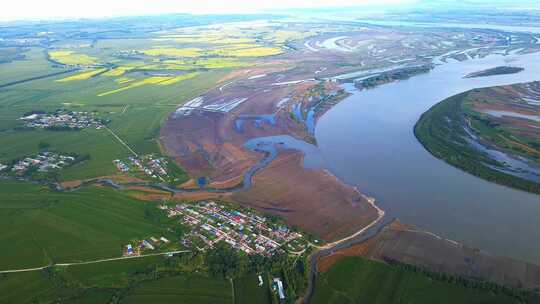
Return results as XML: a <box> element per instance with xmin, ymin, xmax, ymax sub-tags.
<box><xmin>0</xmin><ymin>0</ymin><xmax>418</xmax><ymax>21</ymax></box>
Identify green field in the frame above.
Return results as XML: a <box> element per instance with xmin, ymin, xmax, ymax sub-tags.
<box><xmin>312</xmin><ymin>257</ymin><xmax>521</xmax><ymax>304</ymax></box>
<box><xmin>0</xmin><ymin>181</ymin><xmax>173</xmax><ymax>270</ymax></box>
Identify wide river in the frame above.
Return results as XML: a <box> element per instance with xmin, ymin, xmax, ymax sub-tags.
<box><xmin>316</xmin><ymin>51</ymin><xmax>540</xmax><ymax>263</ymax></box>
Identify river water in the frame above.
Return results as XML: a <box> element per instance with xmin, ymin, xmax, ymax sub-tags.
<box><xmin>315</xmin><ymin>51</ymin><xmax>540</xmax><ymax>263</ymax></box>
<box><xmin>360</xmin><ymin>20</ymin><xmax>540</xmax><ymax>34</ymax></box>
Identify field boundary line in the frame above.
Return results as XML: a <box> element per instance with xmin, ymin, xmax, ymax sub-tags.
<box><xmin>104</xmin><ymin>126</ymin><xmax>138</xmax><ymax>157</ymax></box>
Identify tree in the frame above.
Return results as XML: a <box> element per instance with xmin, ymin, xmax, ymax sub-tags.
<box><xmin>206</xmin><ymin>242</ymin><xmax>247</xmax><ymax>278</ymax></box>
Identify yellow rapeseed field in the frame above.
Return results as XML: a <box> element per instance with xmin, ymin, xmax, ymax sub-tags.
<box><xmin>98</xmin><ymin>76</ymin><xmax>170</xmax><ymax>97</ymax></box>
<box><xmin>115</xmin><ymin>77</ymin><xmax>133</xmax><ymax>84</ymax></box>
<box><xmin>98</xmin><ymin>73</ymin><xmax>198</xmax><ymax>97</ymax></box>
<box><xmin>48</xmin><ymin>50</ymin><xmax>98</xmax><ymax>65</ymax></box>
<box><xmin>56</xmin><ymin>68</ymin><xmax>107</xmax><ymax>82</ymax></box>
<box><xmin>157</xmin><ymin>72</ymin><xmax>199</xmax><ymax>85</ymax></box>
<box><xmin>103</xmin><ymin>66</ymin><xmax>133</xmax><ymax>77</ymax></box>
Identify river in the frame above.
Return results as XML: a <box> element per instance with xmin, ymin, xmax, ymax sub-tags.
<box><xmin>359</xmin><ymin>20</ymin><xmax>540</xmax><ymax>34</ymax></box>
<box><xmin>315</xmin><ymin>51</ymin><xmax>540</xmax><ymax>263</ymax></box>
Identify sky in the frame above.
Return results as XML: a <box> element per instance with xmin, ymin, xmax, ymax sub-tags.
<box><xmin>0</xmin><ymin>0</ymin><xmax>419</xmax><ymax>21</ymax></box>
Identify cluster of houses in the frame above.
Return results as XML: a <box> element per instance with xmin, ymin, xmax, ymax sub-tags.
<box><xmin>159</xmin><ymin>201</ymin><xmax>307</xmax><ymax>256</ymax></box>
<box><xmin>19</xmin><ymin>110</ymin><xmax>103</xmax><ymax>130</ymax></box>
<box><xmin>113</xmin><ymin>154</ymin><xmax>170</xmax><ymax>181</ymax></box>
<box><xmin>8</xmin><ymin>152</ymin><xmax>75</xmax><ymax>174</ymax></box>
<box><xmin>124</xmin><ymin>236</ymin><xmax>171</xmax><ymax>256</ymax></box>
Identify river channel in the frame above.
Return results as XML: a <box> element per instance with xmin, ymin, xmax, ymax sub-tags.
<box><xmin>316</xmin><ymin>51</ymin><xmax>540</xmax><ymax>263</ymax></box>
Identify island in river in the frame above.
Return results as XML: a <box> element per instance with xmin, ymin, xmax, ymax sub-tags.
<box><xmin>354</xmin><ymin>64</ymin><xmax>433</xmax><ymax>90</ymax></box>
<box><xmin>464</xmin><ymin>66</ymin><xmax>524</xmax><ymax>78</ymax></box>
<box><xmin>415</xmin><ymin>81</ymin><xmax>540</xmax><ymax>194</ymax></box>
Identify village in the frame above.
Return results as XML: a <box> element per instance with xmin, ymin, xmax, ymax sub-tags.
<box><xmin>113</xmin><ymin>154</ymin><xmax>171</xmax><ymax>182</ymax></box>
<box><xmin>2</xmin><ymin>151</ymin><xmax>77</xmax><ymax>175</ymax></box>
<box><xmin>158</xmin><ymin>201</ymin><xmax>308</xmax><ymax>256</ymax></box>
<box><xmin>123</xmin><ymin>200</ymin><xmax>310</xmax><ymax>258</ymax></box>
<box><xmin>19</xmin><ymin>109</ymin><xmax>104</xmax><ymax>130</ymax></box>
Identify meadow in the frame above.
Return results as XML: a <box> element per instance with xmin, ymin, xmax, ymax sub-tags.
<box><xmin>312</xmin><ymin>257</ymin><xmax>522</xmax><ymax>304</ymax></box>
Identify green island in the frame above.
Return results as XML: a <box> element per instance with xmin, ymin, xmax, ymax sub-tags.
<box><xmin>464</xmin><ymin>66</ymin><xmax>524</xmax><ymax>78</ymax></box>
<box><xmin>354</xmin><ymin>64</ymin><xmax>433</xmax><ymax>90</ymax></box>
<box><xmin>415</xmin><ymin>82</ymin><xmax>540</xmax><ymax>194</ymax></box>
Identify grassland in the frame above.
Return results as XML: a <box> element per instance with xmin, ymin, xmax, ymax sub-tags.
<box><xmin>414</xmin><ymin>90</ymin><xmax>540</xmax><ymax>194</ymax></box>
<box><xmin>312</xmin><ymin>257</ymin><xmax>521</xmax><ymax>304</ymax></box>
